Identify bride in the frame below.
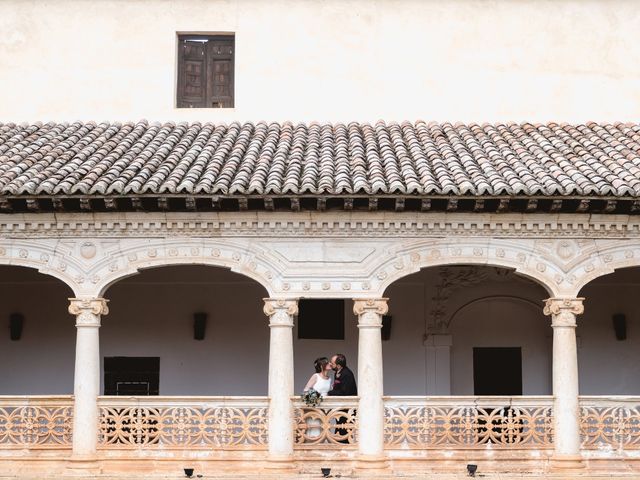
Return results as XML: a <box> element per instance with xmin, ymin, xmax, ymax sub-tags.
<box><xmin>302</xmin><ymin>357</ymin><xmax>333</xmax><ymax>439</ymax></box>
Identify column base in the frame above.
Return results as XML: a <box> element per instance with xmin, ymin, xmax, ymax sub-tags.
<box><xmin>265</xmin><ymin>455</ymin><xmax>297</xmax><ymax>473</ymax></box>
<box><xmin>549</xmin><ymin>454</ymin><xmax>584</xmax><ymax>472</ymax></box>
<box><xmin>65</xmin><ymin>456</ymin><xmax>101</xmax><ymax>475</ymax></box>
<box><xmin>354</xmin><ymin>455</ymin><xmax>390</xmax><ymax>475</ymax></box>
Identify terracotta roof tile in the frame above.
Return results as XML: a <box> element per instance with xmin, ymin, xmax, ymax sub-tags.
<box><xmin>1</xmin><ymin>120</ymin><xmax>640</xmax><ymax>198</ymax></box>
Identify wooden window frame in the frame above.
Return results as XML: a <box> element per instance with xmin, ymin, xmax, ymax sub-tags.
<box><xmin>176</xmin><ymin>34</ymin><xmax>235</xmax><ymax>109</ymax></box>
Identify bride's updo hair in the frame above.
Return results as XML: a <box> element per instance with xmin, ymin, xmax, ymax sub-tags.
<box><xmin>314</xmin><ymin>357</ymin><xmax>329</xmax><ymax>373</ymax></box>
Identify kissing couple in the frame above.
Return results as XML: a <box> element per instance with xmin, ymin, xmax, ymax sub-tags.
<box><xmin>303</xmin><ymin>353</ymin><xmax>357</xmax><ymax>397</ymax></box>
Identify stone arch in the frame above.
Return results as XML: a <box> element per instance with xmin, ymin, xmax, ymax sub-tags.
<box><xmin>90</xmin><ymin>238</ymin><xmax>278</xmax><ymax>297</ymax></box>
<box><xmin>0</xmin><ymin>239</ymin><xmax>83</xmax><ymax>295</ymax></box>
<box><xmin>568</xmin><ymin>241</ymin><xmax>640</xmax><ymax>295</ymax></box>
<box><xmin>377</xmin><ymin>238</ymin><xmax>560</xmax><ymax>296</ymax></box>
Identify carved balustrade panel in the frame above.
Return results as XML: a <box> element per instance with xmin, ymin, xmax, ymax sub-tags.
<box><xmin>580</xmin><ymin>397</ymin><xmax>640</xmax><ymax>449</ymax></box>
<box><xmin>98</xmin><ymin>397</ymin><xmax>268</xmax><ymax>449</ymax></box>
<box><xmin>384</xmin><ymin>397</ymin><xmax>553</xmax><ymax>449</ymax></box>
<box><xmin>0</xmin><ymin>397</ymin><xmax>73</xmax><ymax>448</ymax></box>
<box><xmin>293</xmin><ymin>397</ymin><xmax>358</xmax><ymax>447</ymax></box>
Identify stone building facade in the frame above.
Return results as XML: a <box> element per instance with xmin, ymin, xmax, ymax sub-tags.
<box><xmin>1</xmin><ymin>0</ymin><xmax>640</xmax><ymax>476</ymax></box>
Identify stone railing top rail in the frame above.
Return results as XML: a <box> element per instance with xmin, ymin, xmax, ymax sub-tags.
<box><xmin>292</xmin><ymin>396</ymin><xmax>358</xmax><ymax>405</ymax></box>
<box><xmin>0</xmin><ymin>395</ymin><xmax>74</xmax><ymax>406</ymax></box>
<box><xmin>579</xmin><ymin>395</ymin><xmax>640</xmax><ymax>406</ymax></box>
<box><xmin>383</xmin><ymin>395</ymin><xmax>554</xmax><ymax>406</ymax></box>
<box><xmin>97</xmin><ymin>395</ymin><xmax>269</xmax><ymax>407</ymax></box>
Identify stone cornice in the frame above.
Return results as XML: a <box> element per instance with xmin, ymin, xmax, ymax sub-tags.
<box><xmin>1</xmin><ymin>212</ymin><xmax>640</xmax><ymax>238</ymax></box>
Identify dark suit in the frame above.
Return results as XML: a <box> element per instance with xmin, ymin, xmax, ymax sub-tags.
<box><xmin>328</xmin><ymin>366</ymin><xmax>357</xmax><ymax>396</ymax></box>
<box><xmin>328</xmin><ymin>366</ymin><xmax>357</xmax><ymax>442</ymax></box>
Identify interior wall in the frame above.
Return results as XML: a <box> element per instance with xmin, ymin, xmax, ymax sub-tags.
<box><xmin>102</xmin><ymin>266</ymin><xmax>269</xmax><ymax>396</ymax></box>
<box><xmin>578</xmin><ymin>268</ymin><xmax>640</xmax><ymax>395</ymax></box>
<box><xmin>0</xmin><ymin>267</ymin><xmax>75</xmax><ymax>394</ymax></box>
<box><xmin>383</xmin><ymin>267</ymin><xmax>551</xmax><ymax>395</ymax></box>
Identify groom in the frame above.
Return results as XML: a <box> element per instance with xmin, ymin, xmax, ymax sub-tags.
<box><xmin>328</xmin><ymin>353</ymin><xmax>357</xmax><ymax>443</ymax></box>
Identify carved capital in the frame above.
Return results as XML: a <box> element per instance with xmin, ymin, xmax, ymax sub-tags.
<box><xmin>68</xmin><ymin>298</ymin><xmax>109</xmax><ymax>327</ymax></box>
<box><xmin>353</xmin><ymin>298</ymin><xmax>389</xmax><ymax>317</ymax></box>
<box><xmin>263</xmin><ymin>298</ymin><xmax>298</xmax><ymax>327</ymax></box>
<box><xmin>543</xmin><ymin>297</ymin><xmax>584</xmax><ymax>328</ymax></box>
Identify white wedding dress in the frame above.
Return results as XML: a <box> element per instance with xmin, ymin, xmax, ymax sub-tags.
<box><xmin>305</xmin><ymin>374</ymin><xmax>332</xmax><ymax>439</ymax></box>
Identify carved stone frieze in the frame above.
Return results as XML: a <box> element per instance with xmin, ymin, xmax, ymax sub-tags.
<box><xmin>3</xmin><ymin>214</ymin><xmax>640</xmax><ymax>300</ymax></box>
<box><xmin>4</xmin><ymin>212</ymin><xmax>640</xmax><ymax>239</ymax></box>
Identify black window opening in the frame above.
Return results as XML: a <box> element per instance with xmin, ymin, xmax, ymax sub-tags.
<box><xmin>297</xmin><ymin>299</ymin><xmax>345</xmax><ymax>340</ymax></box>
<box><xmin>104</xmin><ymin>357</ymin><xmax>160</xmax><ymax>396</ymax></box>
<box><xmin>473</xmin><ymin>347</ymin><xmax>523</xmax><ymax>396</ymax></box>
<box><xmin>177</xmin><ymin>34</ymin><xmax>234</xmax><ymax>108</ymax></box>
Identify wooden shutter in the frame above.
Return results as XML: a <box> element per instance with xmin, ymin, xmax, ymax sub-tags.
<box><xmin>177</xmin><ymin>39</ymin><xmax>208</xmax><ymax>108</ymax></box>
<box><xmin>177</xmin><ymin>35</ymin><xmax>234</xmax><ymax>109</ymax></box>
<box><xmin>206</xmin><ymin>38</ymin><xmax>234</xmax><ymax>108</ymax></box>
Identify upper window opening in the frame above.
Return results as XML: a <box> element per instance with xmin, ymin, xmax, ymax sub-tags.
<box><xmin>177</xmin><ymin>34</ymin><xmax>234</xmax><ymax>108</ymax></box>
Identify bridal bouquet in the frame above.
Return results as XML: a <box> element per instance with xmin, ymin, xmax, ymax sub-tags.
<box><xmin>301</xmin><ymin>388</ymin><xmax>323</xmax><ymax>407</ymax></box>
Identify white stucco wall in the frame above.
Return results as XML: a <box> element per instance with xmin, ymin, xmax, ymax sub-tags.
<box><xmin>1</xmin><ymin>0</ymin><xmax>638</xmax><ymax>122</ymax></box>
<box><xmin>2</xmin><ymin>264</ymin><xmax>639</xmax><ymax>396</ymax></box>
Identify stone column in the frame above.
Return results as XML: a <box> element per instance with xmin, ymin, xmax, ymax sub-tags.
<box><xmin>543</xmin><ymin>297</ymin><xmax>584</xmax><ymax>470</ymax></box>
<box><xmin>263</xmin><ymin>298</ymin><xmax>298</xmax><ymax>470</ymax></box>
<box><xmin>425</xmin><ymin>334</ymin><xmax>452</xmax><ymax>395</ymax></box>
<box><xmin>353</xmin><ymin>298</ymin><xmax>389</xmax><ymax>471</ymax></box>
<box><xmin>68</xmin><ymin>297</ymin><xmax>109</xmax><ymax>461</ymax></box>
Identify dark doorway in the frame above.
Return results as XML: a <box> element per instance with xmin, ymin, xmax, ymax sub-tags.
<box><xmin>104</xmin><ymin>357</ymin><xmax>160</xmax><ymax>395</ymax></box>
<box><xmin>473</xmin><ymin>347</ymin><xmax>522</xmax><ymax>395</ymax></box>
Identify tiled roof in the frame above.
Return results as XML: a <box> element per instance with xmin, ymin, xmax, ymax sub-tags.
<box><xmin>1</xmin><ymin>120</ymin><xmax>640</xmax><ymax>198</ymax></box>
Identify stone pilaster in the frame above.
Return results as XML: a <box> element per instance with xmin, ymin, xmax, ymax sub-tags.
<box><xmin>68</xmin><ymin>297</ymin><xmax>109</xmax><ymax>463</ymax></box>
<box><xmin>543</xmin><ymin>297</ymin><xmax>584</xmax><ymax>470</ymax></box>
<box><xmin>263</xmin><ymin>298</ymin><xmax>298</xmax><ymax>470</ymax></box>
<box><xmin>353</xmin><ymin>298</ymin><xmax>389</xmax><ymax>472</ymax></box>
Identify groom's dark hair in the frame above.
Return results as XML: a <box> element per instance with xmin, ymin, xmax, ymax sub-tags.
<box><xmin>334</xmin><ymin>353</ymin><xmax>347</xmax><ymax>368</ymax></box>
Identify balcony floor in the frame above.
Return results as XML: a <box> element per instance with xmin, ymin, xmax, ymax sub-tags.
<box><xmin>2</xmin><ymin>474</ymin><xmax>640</xmax><ymax>480</ymax></box>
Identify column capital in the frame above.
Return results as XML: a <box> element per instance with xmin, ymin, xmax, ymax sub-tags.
<box><xmin>263</xmin><ymin>298</ymin><xmax>298</xmax><ymax>327</ymax></box>
<box><xmin>543</xmin><ymin>297</ymin><xmax>584</xmax><ymax>327</ymax></box>
<box><xmin>68</xmin><ymin>298</ymin><xmax>109</xmax><ymax>327</ymax></box>
<box><xmin>353</xmin><ymin>298</ymin><xmax>389</xmax><ymax>316</ymax></box>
